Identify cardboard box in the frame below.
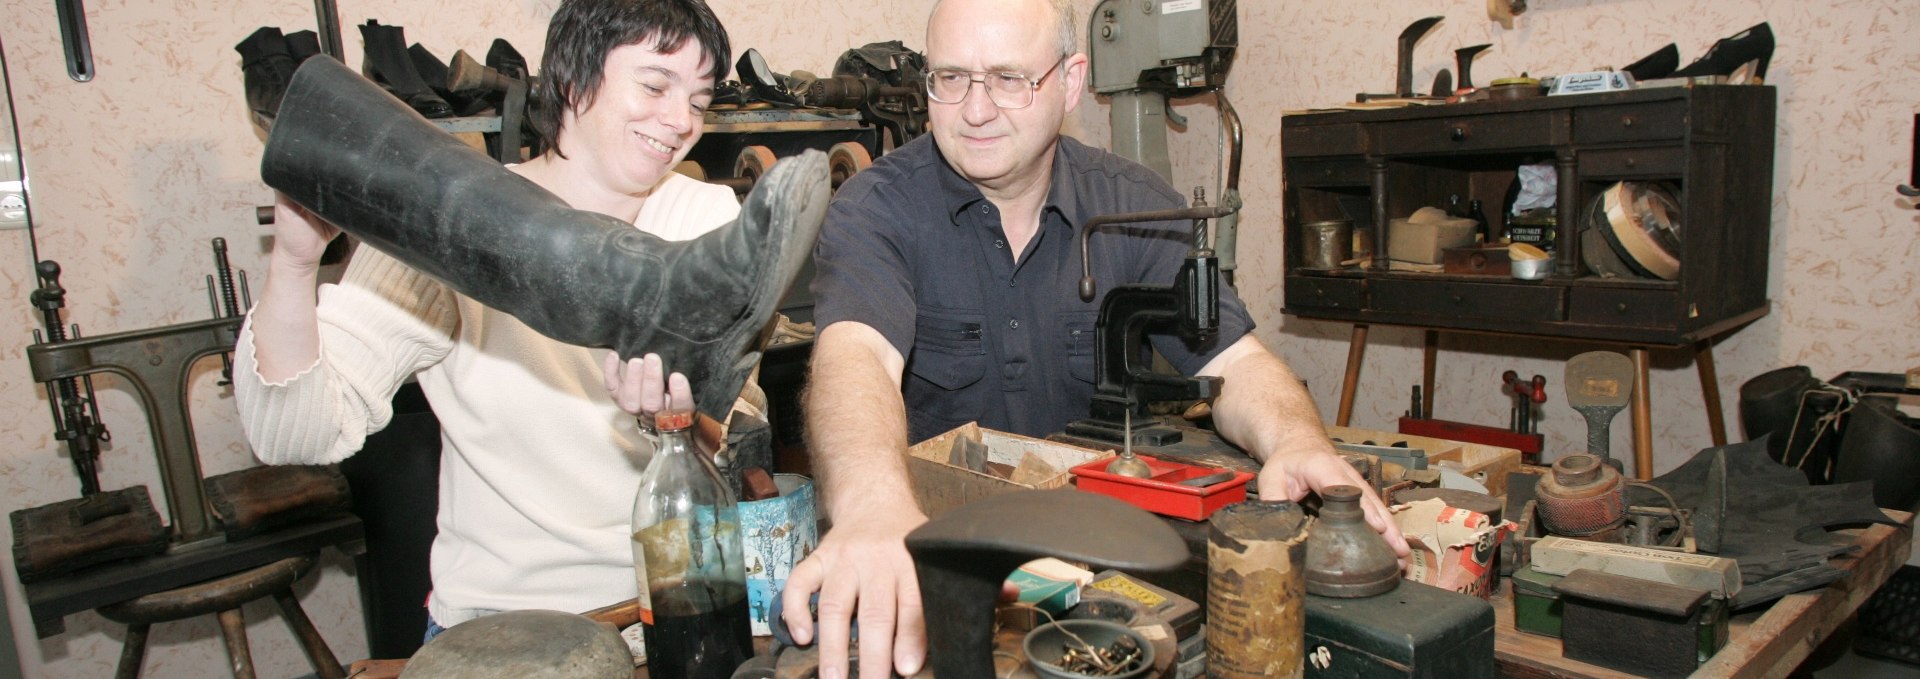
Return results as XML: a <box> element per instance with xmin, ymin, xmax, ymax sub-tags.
<box><xmin>1328</xmin><ymin>425</ymin><xmax>1522</xmax><ymax>496</ymax></box>
<box><xmin>907</xmin><ymin>422</ymin><xmax>1111</xmax><ymax>517</ymax></box>
<box><xmin>1389</xmin><ymin>215</ymin><xmax>1478</xmax><ymax>264</ymax></box>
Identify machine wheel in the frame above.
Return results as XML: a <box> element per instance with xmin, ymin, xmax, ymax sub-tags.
<box><xmin>826</xmin><ymin>141</ymin><xmax>874</xmax><ymax>192</ymax></box>
<box><xmin>672</xmin><ymin>159</ymin><xmax>707</xmax><ymax>181</ymax></box>
<box><xmin>733</xmin><ymin>145</ymin><xmax>778</xmax><ymax>185</ymax></box>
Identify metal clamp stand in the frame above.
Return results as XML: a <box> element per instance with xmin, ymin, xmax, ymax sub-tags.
<box><xmin>20</xmin><ymin>242</ymin><xmax>364</xmax><ymax>638</ymax></box>
<box><xmin>1060</xmin><ymin>193</ymin><xmax>1234</xmax><ymax>448</ymax></box>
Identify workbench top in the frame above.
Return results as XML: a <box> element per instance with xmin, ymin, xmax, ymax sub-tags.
<box><xmin>351</xmin><ymin>510</ymin><xmax>1913</xmax><ymax>679</ymax></box>
<box><xmin>1492</xmin><ymin>509</ymin><xmax>1913</xmax><ymax>679</ymax></box>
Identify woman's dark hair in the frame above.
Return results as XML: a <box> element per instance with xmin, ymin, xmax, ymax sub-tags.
<box><xmin>533</xmin><ymin>0</ymin><xmax>731</xmax><ymax>156</ymax></box>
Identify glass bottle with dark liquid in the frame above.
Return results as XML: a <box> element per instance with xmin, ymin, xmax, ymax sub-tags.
<box><xmin>632</xmin><ymin>409</ymin><xmax>750</xmax><ymax>679</ymax></box>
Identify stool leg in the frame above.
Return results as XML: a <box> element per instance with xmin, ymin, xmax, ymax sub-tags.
<box><xmin>1422</xmin><ymin>330</ymin><xmax>1438</xmax><ymax>419</ymax></box>
<box><xmin>217</xmin><ymin>608</ymin><xmax>256</xmax><ymax>679</ymax></box>
<box><xmin>274</xmin><ymin>589</ymin><xmax>345</xmax><ymax>679</ymax></box>
<box><xmin>1630</xmin><ymin>347</ymin><xmax>1654</xmax><ymax>481</ymax></box>
<box><xmin>1336</xmin><ymin>324</ymin><xmax>1369</xmax><ymax>426</ymax></box>
<box><xmin>1696</xmin><ymin>340</ymin><xmax>1728</xmax><ymax>446</ymax></box>
<box><xmin>115</xmin><ymin>623</ymin><xmax>150</xmax><ymax>679</ymax></box>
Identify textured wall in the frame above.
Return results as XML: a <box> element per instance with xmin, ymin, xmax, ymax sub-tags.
<box><xmin>0</xmin><ymin>0</ymin><xmax>1915</xmax><ymax>676</ymax></box>
<box><xmin>1209</xmin><ymin>0</ymin><xmax>1919</xmax><ymax>477</ymax></box>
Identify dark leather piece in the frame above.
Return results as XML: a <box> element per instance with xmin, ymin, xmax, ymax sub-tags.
<box><xmin>1631</xmin><ymin>438</ymin><xmax>1902</xmax><ymax>609</ymax></box>
<box><xmin>205</xmin><ymin>465</ymin><xmax>353</xmax><ymax>540</ymax></box>
<box><xmin>261</xmin><ymin>57</ymin><xmax>828</xmax><ymax>419</ymax></box>
<box><xmin>10</xmin><ymin>486</ymin><xmax>168</xmax><ymax>582</ymax></box>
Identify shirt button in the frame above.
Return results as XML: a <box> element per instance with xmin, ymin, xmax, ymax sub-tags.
<box><xmin>1008</xmin><ymin>319</ymin><xmax>1020</xmax><ymax>329</ymax></box>
<box><xmin>994</xmin><ymin>239</ymin><xmax>1005</xmax><ymax>249</ymax></box>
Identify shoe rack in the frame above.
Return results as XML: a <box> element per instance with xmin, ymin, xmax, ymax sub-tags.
<box><xmin>1279</xmin><ymin>85</ymin><xmax>1778</xmax><ymax>477</ymax></box>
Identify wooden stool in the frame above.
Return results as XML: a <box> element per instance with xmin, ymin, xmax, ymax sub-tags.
<box><xmin>96</xmin><ymin>554</ymin><xmax>345</xmax><ymax>679</ymax></box>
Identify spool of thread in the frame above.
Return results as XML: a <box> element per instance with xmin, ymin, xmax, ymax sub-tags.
<box><xmin>1536</xmin><ymin>454</ymin><xmax>1627</xmax><ymax>541</ymax></box>
<box><xmin>1207</xmin><ymin>501</ymin><xmax>1309</xmax><ymax>678</ymax></box>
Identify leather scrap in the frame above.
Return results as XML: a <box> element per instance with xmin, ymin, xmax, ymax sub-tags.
<box><xmin>1630</xmin><ymin>437</ymin><xmax>1899</xmax><ymax>609</ymax></box>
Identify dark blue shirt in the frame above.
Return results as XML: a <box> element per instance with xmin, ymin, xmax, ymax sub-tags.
<box><xmin>812</xmin><ymin>134</ymin><xmax>1254</xmax><ymax>444</ymax></box>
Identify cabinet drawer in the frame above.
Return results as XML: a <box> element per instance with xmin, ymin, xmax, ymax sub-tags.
<box><xmin>1569</xmin><ymin>287</ymin><xmax>1677</xmax><ymax>328</ymax></box>
<box><xmin>1285</xmin><ymin>276</ymin><xmax>1365</xmax><ymax>311</ymax></box>
<box><xmin>1574</xmin><ymin>102</ymin><xmax>1688</xmax><ymax>144</ymax></box>
<box><xmin>1372</xmin><ymin>279</ymin><xmax>1565</xmax><ymax>321</ymax></box>
<box><xmin>1578</xmin><ymin>147</ymin><xmax>1685</xmax><ymax>178</ymax></box>
<box><xmin>1284</xmin><ymin>123</ymin><xmax>1366</xmax><ymax>157</ymax></box>
<box><xmin>1373</xmin><ymin>112</ymin><xmax>1558</xmax><ymax>155</ymax></box>
<box><xmin>1287</xmin><ymin>157</ymin><xmax>1368</xmax><ymax>187</ymax></box>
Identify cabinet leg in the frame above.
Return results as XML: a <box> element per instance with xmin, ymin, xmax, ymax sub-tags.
<box><xmin>1696</xmin><ymin>340</ymin><xmax>1728</xmax><ymax>446</ymax></box>
<box><xmin>1337</xmin><ymin>324</ymin><xmax>1369</xmax><ymax>427</ymax></box>
<box><xmin>1422</xmin><ymin>331</ymin><xmax>1438</xmax><ymax>419</ymax></box>
<box><xmin>1630</xmin><ymin>347</ymin><xmax>1653</xmax><ymax>480</ymax></box>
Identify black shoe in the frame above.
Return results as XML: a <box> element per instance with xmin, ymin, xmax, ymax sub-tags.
<box><xmin>285</xmin><ymin>29</ymin><xmax>322</xmax><ymax>63</ymax></box>
<box><xmin>261</xmin><ymin>57</ymin><xmax>829</xmax><ymax>421</ymax></box>
<box><xmin>235</xmin><ymin>26</ymin><xmax>298</xmax><ymax>129</ymax></box>
<box><xmin>1622</xmin><ymin>43</ymin><xmax>1678</xmax><ymax>81</ymax></box>
<box><xmin>409</xmin><ymin>43</ymin><xmax>491</xmax><ymax>117</ymax></box>
<box><xmin>357</xmin><ymin>20</ymin><xmax>453</xmax><ymax>118</ymax></box>
<box><xmin>1671</xmin><ymin>22</ymin><xmax>1773</xmax><ymax>84</ymax></box>
<box><xmin>737</xmin><ymin>49</ymin><xmax>803</xmax><ymax>107</ymax></box>
<box><xmin>486</xmin><ymin>38</ymin><xmax>529</xmax><ymax>84</ymax></box>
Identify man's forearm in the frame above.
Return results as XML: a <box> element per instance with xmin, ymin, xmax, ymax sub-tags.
<box><xmin>1203</xmin><ymin>335</ymin><xmax>1335</xmax><ymax>464</ymax></box>
<box><xmin>805</xmin><ymin>322</ymin><xmax>920</xmax><ymax>521</ymax></box>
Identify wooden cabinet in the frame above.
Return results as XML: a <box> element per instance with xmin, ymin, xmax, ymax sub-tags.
<box><xmin>1280</xmin><ymin>86</ymin><xmax>1776</xmax><ymax>346</ymax></box>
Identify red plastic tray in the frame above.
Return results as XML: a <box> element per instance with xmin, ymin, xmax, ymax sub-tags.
<box><xmin>1069</xmin><ymin>455</ymin><xmax>1254</xmax><ymax>521</ymax></box>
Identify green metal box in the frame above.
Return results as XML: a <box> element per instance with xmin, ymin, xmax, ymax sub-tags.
<box><xmin>1303</xmin><ymin>580</ymin><xmax>1495</xmax><ymax>678</ymax></box>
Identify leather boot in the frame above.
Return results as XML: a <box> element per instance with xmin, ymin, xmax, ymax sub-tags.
<box><xmin>285</xmin><ymin>29</ymin><xmax>322</xmax><ymax>63</ymax></box>
<box><xmin>1832</xmin><ymin>397</ymin><xmax>1920</xmax><ymax>511</ymax></box>
<box><xmin>486</xmin><ymin>39</ymin><xmax>528</xmax><ymax>83</ymax></box>
<box><xmin>261</xmin><ymin>57</ymin><xmax>827</xmax><ymax>420</ymax></box>
<box><xmin>357</xmin><ymin>21</ymin><xmax>453</xmax><ymax>118</ymax></box>
<box><xmin>234</xmin><ymin>26</ymin><xmax>298</xmax><ymax>128</ymax></box>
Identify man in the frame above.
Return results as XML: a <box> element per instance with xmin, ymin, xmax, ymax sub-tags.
<box><xmin>782</xmin><ymin>0</ymin><xmax>1407</xmax><ymax>677</ymax></box>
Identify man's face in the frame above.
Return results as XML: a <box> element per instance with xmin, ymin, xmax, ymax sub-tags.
<box><xmin>560</xmin><ymin>40</ymin><xmax>714</xmax><ymax>193</ymax></box>
<box><xmin>925</xmin><ymin>0</ymin><xmax>1084</xmax><ymax>192</ymax></box>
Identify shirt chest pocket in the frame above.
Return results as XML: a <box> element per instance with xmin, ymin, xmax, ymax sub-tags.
<box><xmin>907</xmin><ymin>310</ymin><xmax>987</xmax><ymax>390</ymax></box>
<box><xmin>1065</xmin><ymin>311</ymin><xmax>1098</xmax><ymax>383</ymax></box>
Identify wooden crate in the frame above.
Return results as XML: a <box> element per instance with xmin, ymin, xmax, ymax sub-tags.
<box><xmin>907</xmin><ymin>422</ymin><xmax>1112</xmax><ymax>517</ymax></box>
<box><xmin>1328</xmin><ymin>425</ymin><xmax>1523</xmax><ymax>497</ymax></box>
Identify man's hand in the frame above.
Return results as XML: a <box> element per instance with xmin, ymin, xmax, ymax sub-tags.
<box><xmin>1257</xmin><ymin>450</ymin><xmax>1411</xmax><ymax>559</ymax></box>
<box><xmin>602</xmin><ymin>352</ymin><xmax>693</xmax><ymax>418</ymax></box>
<box><xmin>779</xmin><ymin>507</ymin><xmax>929</xmax><ymax>679</ymax></box>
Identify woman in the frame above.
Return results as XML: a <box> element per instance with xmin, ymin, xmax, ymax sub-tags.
<box><xmin>235</xmin><ymin>0</ymin><xmax>740</xmax><ymax>638</ymax></box>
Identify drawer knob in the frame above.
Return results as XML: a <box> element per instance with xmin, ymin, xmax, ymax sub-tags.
<box><xmin>1625</xmin><ymin>157</ymin><xmax>1637</xmax><ymax>168</ymax></box>
<box><xmin>1621</xmin><ymin>116</ymin><xmax>1636</xmax><ymax>127</ymax></box>
<box><xmin>1451</xmin><ymin>294</ymin><xmax>1464</xmax><ymax>304</ymax></box>
<box><xmin>1617</xmin><ymin>302</ymin><xmax>1630</xmax><ymax>313</ymax></box>
<box><xmin>1450</xmin><ymin>126</ymin><xmax>1467</xmax><ymax>141</ymax></box>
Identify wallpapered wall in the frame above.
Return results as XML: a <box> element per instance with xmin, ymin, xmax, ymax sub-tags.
<box><xmin>0</xmin><ymin>0</ymin><xmax>1913</xmax><ymax>676</ymax></box>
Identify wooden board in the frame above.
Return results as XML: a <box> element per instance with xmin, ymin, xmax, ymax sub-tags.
<box><xmin>1491</xmin><ymin>510</ymin><xmax>1914</xmax><ymax>678</ymax></box>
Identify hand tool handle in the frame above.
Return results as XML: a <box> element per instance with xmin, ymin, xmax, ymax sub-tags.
<box><xmin>55</xmin><ymin>0</ymin><xmax>94</xmax><ymax>82</ymax></box>
<box><xmin>1575</xmin><ymin>404</ymin><xmax>1618</xmax><ymax>465</ymax></box>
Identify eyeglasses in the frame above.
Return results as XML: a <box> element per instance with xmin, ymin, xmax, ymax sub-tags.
<box><xmin>925</xmin><ymin>56</ymin><xmax>1067</xmax><ymax>110</ymax></box>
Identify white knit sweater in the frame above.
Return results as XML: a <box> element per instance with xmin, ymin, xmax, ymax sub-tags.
<box><xmin>233</xmin><ymin>173</ymin><xmax>742</xmax><ymax>626</ymax></box>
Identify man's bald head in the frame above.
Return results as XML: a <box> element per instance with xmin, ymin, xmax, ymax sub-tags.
<box><xmin>928</xmin><ymin>0</ymin><xmax>1078</xmax><ymax>57</ymax></box>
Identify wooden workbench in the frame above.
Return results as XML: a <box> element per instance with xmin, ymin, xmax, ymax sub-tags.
<box><xmin>1493</xmin><ymin>510</ymin><xmax>1913</xmax><ymax>679</ymax></box>
<box><xmin>352</xmin><ymin>511</ymin><xmax>1912</xmax><ymax>679</ymax></box>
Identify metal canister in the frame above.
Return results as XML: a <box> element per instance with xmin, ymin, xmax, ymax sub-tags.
<box><xmin>1536</xmin><ymin>453</ymin><xmax>1627</xmax><ymax>542</ymax></box>
<box><xmin>1300</xmin><ymin>219</ymin><xmax>1352</xmax><ymax>270</ymax></box>
<box><xmin>1207</xmin><ymin>501</ymin><xmax>1309</xmax><ymax>679</ymax></box>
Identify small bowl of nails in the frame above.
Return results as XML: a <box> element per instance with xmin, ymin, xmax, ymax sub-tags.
<box><xmin>1023</xmin><ymin>619</ymin><xmax>1155</xmax><ymax>679</ymax></box>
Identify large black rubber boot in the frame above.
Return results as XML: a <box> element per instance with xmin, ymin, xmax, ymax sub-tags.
<box><xmin>262</xmin><ymin>57</ymin><xmax>827</xmax><ymax>420</ymax></box>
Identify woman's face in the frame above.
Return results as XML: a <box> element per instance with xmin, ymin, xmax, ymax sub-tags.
<box><xmin>558</xmin><ymin>39</ymin><xmax>714</xmax><ymax>194</ymax></box>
